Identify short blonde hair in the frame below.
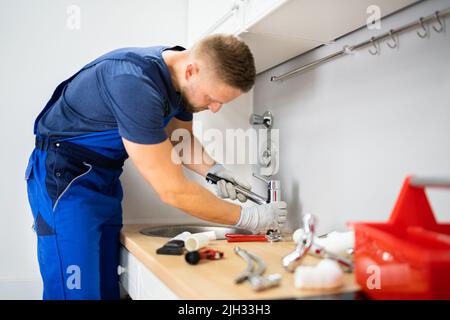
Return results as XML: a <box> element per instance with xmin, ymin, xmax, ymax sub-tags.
<box><xmin>192</xmin><ymin>34</ymin><xmax>256</xmax><ymax>92</ymax></box>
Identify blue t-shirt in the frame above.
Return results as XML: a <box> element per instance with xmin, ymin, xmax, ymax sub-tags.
<box><xmin>37</xmin><ymin>46</ymin><xmax>192</xmax><ymax>144</ymax></box>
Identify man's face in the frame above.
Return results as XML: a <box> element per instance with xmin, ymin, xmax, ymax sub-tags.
<box><xmin>180</xmin><ymin>62</ymin><xmax>242</xmax><ymax>114</ymax></box>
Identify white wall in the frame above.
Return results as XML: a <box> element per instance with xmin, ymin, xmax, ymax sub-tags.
<box><xmin>0</xmin><ymin>0</ymin><xmax>188</xmax><ymax>299</ymax></box>
<box><xmin>253</xmin><ymin>0</ymin><xmax>450</xmax><ymax>234</ymax></box>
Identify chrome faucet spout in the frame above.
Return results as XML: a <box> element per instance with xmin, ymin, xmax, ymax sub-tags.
<box><xmin>252</xmin><ymin>173</ymin><xmax>281</xmax><ymax>203</ymax></box>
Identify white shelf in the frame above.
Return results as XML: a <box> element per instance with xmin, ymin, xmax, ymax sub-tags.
<box><xmin>188</xmin><ymin>0</ymin><xmax>418</xmax><ymax>74</ymax></box>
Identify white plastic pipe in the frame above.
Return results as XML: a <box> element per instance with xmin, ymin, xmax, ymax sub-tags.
<box><xmin>185</xmin><ymin>233</ymin><xmax>210</xmax><ymax>252</ymax></box>
<box><xmin>170</xmin><ymin>231</ymin><xmax>191</xmax><ymax>242</ymax></box>
<box><xmin>196</xmin><ymin>231</ymin><xmax>217</xmax><ymax>241</ymax></box>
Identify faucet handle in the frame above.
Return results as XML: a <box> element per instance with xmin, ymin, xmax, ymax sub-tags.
<box><xmin>252</xmin><ymin>173</ymin><xmax>280</xmax><ymax>186</ymax></box>
<box><xmin>252</xmin><ymin>173</ymin><xmax>270</xmax><ymax>183</ymax></box>
<box><xmin>303</xmin><ymin>214</ymin><xmax>315</xmax><ymax>233</ymax></box>
<box><xmin>301</xmin><ymin>214</ymin><xmax>315</xmax><ymax>246</ymax></box>
<box><xmin>281</xmin><ymin>213</ymin><xmax>316</xmax><ymax>272</ymax></box>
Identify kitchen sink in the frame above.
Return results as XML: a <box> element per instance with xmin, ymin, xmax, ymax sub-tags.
<box><xmin>140</xmin><ymin>224</ymin><xmax>253</xmax><ymax>240</ymax></box>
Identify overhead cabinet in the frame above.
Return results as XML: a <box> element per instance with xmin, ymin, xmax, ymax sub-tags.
<box><xmin>188</xmin><ymin>0</ymin><xmax>418</xmax><ymax>73</ymax></box>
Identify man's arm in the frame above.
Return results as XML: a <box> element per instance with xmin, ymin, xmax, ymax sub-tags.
<box><xmin>122</xmin><ymin>137</ymin><xmax>241</xmax><ymax>225</ymax></box>
<box><xmin>165</xmin><ymin>118</ymin><xmax>215</xmax><ymax>177</ymax></box>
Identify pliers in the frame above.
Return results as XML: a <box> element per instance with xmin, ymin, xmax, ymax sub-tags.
<box><xmin>225</xmin><ymin>230</ymin><xmax>282</xmax><ymax>242</ymax></box>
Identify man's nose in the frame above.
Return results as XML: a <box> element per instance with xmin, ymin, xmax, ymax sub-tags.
<box><xmin>208</xmin><ymin>102</ymin><xmax>222</xmax><ymax>113</ymax></box>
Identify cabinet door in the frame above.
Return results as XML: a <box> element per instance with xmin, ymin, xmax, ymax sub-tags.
<box><xmin>138</xmin><ymin>265</ymin><xmax>179</xmax><ymax>300</ymax></box>
<box><xmin>119</xmin><ymin>246</ymin><xmax>179</xmax><ymax>300</ymax></box>
<box><xmin>119</xmin><ymin>246</ymin><xmax>140</xmax><ymax>299</ymax></box>
<box><xmin>187</xmin><ymin>0</ymin><xmax>243</xmax><ymax>46</ymax></box>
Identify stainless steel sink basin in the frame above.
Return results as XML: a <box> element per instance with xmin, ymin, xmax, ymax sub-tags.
<box><xmin>140</xmin><ymin>224</ymin><xmax>253</xmax><ymax>240</ymax></box>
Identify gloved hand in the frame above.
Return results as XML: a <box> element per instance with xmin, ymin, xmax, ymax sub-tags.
<box><xmin>235</xmin><ymin>201</ymin><xmax>288</xmax><ymax>233</ymax></box>
<box><xmin>207</xmin><ymin>164</ymin><xmax>252</xmax><ymax>202</ymax></box>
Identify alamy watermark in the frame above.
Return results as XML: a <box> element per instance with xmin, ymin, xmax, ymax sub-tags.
<box><xmin>66</xmin><ymin>5</ymin><xmax>81</xmax><ymax>30</ymax></box>
<box><xmin>366</xmin><ymin>5</ymin><xmax>382</xmax><ymax>30</ymax></box>
<box><xmin>170</xmin><ymin>124</ymin><xmax>280</xmax><ymax>175</ymax></box>
<box><xmin>366</xmin><ymin>264</ymin><xmax>381</xmax><ymax>290</ymax></box>
<box><xmin>66</xmin><ymin>264</ymin><xmax>81</xmax><ymax>290</ymax></box>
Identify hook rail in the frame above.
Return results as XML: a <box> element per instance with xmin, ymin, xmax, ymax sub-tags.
<box><xmin>270</xmin><ymin>7</ymin><xmax>449</xmax><ymax>82</ymax></box>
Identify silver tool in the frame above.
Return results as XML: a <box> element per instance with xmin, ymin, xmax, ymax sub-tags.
<box><xmin>265</xmin><ymin>229</ymin><xmax>283</xmax><ymax>242</ymax></box>
<box><xmin>205</xmin><ymin>172</ymin><xmax>281</xmax><ymax>205</ymax></box>
<box><xmin>234</xmin><ymin>247</ymin><xmax>282</xmax><ymax>291</ymax></box>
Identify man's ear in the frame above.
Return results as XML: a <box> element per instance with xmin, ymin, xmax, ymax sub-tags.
<box><xmin>185</xmin><ymin>62</ymin><xmax>198</xmax><ymax>80</ymax></box>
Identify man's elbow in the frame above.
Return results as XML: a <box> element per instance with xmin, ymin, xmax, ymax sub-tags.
<box><xmin>159</xmin><ymin>190</ymin><xmax>179</xmax><ymax>207</ymax></box>
<box><xmin>158</xmin><ymin>184</ymin><xmax>192</xmax><ymax>207</ymax></box>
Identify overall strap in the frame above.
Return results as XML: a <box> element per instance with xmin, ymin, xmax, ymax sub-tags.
<box><xmin>33</xmin><ymin>49</ymin><xmax>167</xmax><ymax>135</ymax></box>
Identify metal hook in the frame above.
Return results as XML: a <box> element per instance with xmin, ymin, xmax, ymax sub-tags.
<box><xmin>368</xmin><ymin>37</ymin><xmax>379</xmax><ymax>55</ymax></box>
<box><xmin>386</xmin><ymin>29</ymin><xmax>398</xmax><ymax>49</ymax></box>
<box><xmin>417</xmin><ymin>17</ymin><xmax>429</xmax><ymax>38</ymax></box>
<box><xmin>342</xmin><ymin>45</ymin><xmax>354</xmax><ymax>55</ymax></box>
<box><xmin>432</xmin><ymin>11</ymin><xmax>444</xmax><ymax>33</ymax></box>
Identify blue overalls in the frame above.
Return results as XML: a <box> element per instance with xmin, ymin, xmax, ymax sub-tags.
<box><xmin>25</xmin><ymin>50</ymin><xmax>177</xmax><ymax>299</ymax></box>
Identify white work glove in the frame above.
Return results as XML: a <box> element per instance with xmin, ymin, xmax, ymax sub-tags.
<box><xmin>235</xmin><ymin>201</ymin><xmax>288</xmax><ymax>234</ymax></box>
<box><xmin>207</xmin><ymin>164</ymin><xmax>252</xmax><ymax>203</ymax></box>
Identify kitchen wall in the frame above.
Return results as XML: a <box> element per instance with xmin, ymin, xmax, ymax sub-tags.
<box><xmin>253</xmin><ymin>0</ymin><xmax>450</xmax><ymax>235</ymax></box>
<box><xmin>0</xmin><ymin>0</ymin><xmax>188</xmax><ymax>299</ymax></box>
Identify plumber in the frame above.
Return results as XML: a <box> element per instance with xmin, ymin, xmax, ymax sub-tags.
<box><xmin>25</xmin><ymin>34</ymin><xmax>287</xmax><ymax>299</ymax></box>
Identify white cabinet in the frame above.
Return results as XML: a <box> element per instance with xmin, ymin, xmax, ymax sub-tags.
<box><xmin>188</xmin><ymin>0</ymin><xmax>418</xmax><ymax>73</ymax></box>
<box><xmin>187</xmin><ymin>0</ymin><xmax>244</xmax><ymax>46</ymax></box>
<box><xmin>119</xmin><ymin>246</ymin><xmax>139</xmax><ymax>299</ymax></box>
<box><xmin>243</xmin><ymin>0</ymin><xmax>286</xmax><ymax>27</ymax></box>
<box><xmin>119</xmin><ymin>246</ymin><xmax>179</xmax><ymax>300</ymax></box>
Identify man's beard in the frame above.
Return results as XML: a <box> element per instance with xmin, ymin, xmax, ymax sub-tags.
<box><xmin>180</xmin><ymin>89</ymin><xmax>208</xmax><ymax>113</ymax></box>
<box><xmin>180</xmin><ymin>94</ymin><xmax>198</xmax><ymax>113</ymax></box>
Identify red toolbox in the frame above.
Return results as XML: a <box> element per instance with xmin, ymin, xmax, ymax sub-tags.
<box><xmin>349</xmin><ymin>176</ymin><xmax>450</xmax><ymax>299</ymax></box>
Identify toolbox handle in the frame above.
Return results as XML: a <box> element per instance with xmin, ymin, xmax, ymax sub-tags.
<box><xmin>389</xmin><ymin>176</ymin><xmax>450</xmax><ymax>229</ymax></box>
<box><xmin>410</xmin><ymin>176</ymin><xmax>450</xmax><ymax>189</ymax></box>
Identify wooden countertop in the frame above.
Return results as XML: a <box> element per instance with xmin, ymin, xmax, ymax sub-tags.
<box><xmin>120</xmin><ymin>224</ymin><xmax>360</xmax><ymax>300</ymax></box>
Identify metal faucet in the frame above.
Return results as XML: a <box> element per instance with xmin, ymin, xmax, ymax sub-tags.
<box><xmin>250</xmin><ymin>173</ymin><xmax>281</xmax><ymax>204</ymax></box>
<box><xmin>281</xmin><ymin>214</ymin><xmax>354</xmax><ymax>272</ymax></box>
<box><xmin>206</xmin><ymin>172</ymin><xmax>283</xmax><ymax>240</ymax></box>
<box><xmin>241</xmin><ymin>173</ymin><xmax>283</xmax><ymax>241</ymax></box>
<box><xmin>281</xmin><ymin>214</ymin><xmax>315</xmax><ymax>272</ymax></box>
